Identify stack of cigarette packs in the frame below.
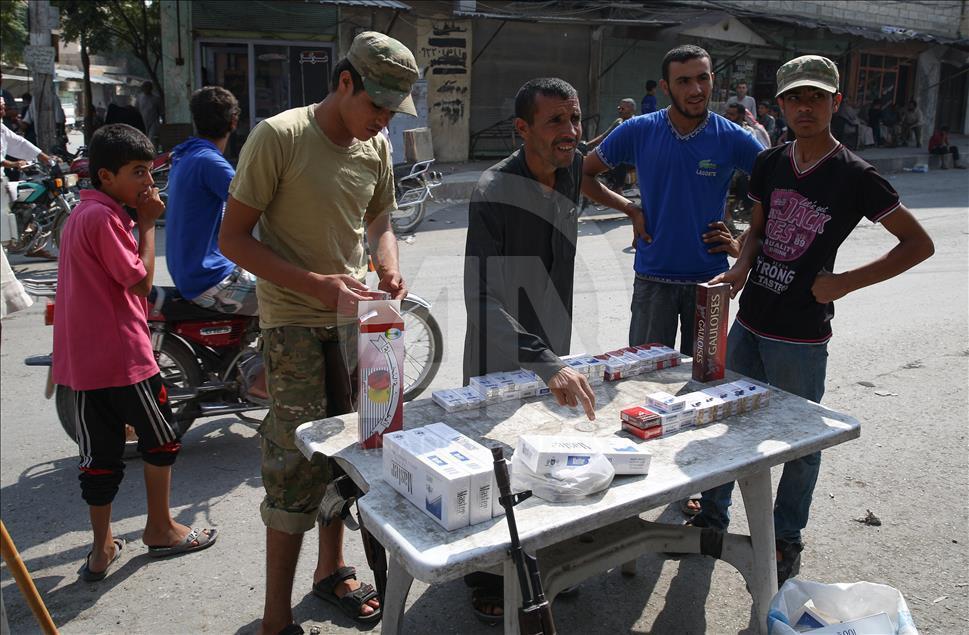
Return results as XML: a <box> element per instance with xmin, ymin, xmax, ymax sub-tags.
<box><xmin>595</xmin><ymin>344</ymin><xmax>680</xmax><ymax>381</ymax></box>
<box><xmin>382</xmin><ymin>423</ymin><xmax>503</xmax><ymax>530</ymax></box>
<box><xmin>620</xmin><ymin>380</ymin><xmax>770</xmax><ymax>440</ymax></box>
<box><xmin>432</xmin><ymin>369</ymin><xmax>550</xmax><ymax>413</ymax></box>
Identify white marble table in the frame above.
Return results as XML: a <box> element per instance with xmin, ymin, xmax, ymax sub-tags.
<box><xmin>295</xmin><ymin>364</ymin><xmax>860</xmax><ymax>634</ymax></box>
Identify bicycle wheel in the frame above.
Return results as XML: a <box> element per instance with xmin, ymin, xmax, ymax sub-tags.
<box><xmin>401</xmin><ymin>299</ymin><xmax>443</xmax><ymax>401</ymax></box>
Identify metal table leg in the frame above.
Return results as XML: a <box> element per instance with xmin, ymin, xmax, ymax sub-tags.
<box><xmin>739</xmin><ymin>469</ymin><xmax>778</xmax><ymax>635</ymax></box>
<box><xmin>380</xmin><ymin>555</ymin><xmax>414</xmax><ymax>634</ymax></box>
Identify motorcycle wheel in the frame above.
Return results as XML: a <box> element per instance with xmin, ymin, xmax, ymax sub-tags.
<box><xmin>6</xmin><ymin>217</ymin><xmax>40</xmax><ymax>255</ymax></box>
<box><xmin>54</xmin><ymin>337</ymin><xmax>204</xmax><ymax>447</ymax></box>
<box><xmin>391</xmin><ymin>200</ymin><xmax>426</xmax><ymax>235</ymax></box>
<box><xmin>401</xmin><ymin>298</ymin><xmax>443</xmax><ymax>401</ymax></box>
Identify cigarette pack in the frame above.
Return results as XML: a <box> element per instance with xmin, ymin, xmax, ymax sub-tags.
<box><xmin>358</xmin><ymin>299</ymin><xmax>405</xmax><ymax>449</ymax></box>
<box><xmin>620</xmin><ymin>405</ymin><xmax>661</xmax><ymax>429</ymax></box>
<box><xmin>453</xmin><ymin>386</ymin><xmax>487</xmax><ymax>409</ymax></box>
<box><xmin>597</xmin><ymin>437</ymin><xmax>652</xmax><ymax>475</ymax></box>
<box><xmin>681</xmin><ymin>391</ymin><xmax>721</xmax><ymax>424</ymax></box>
<box><xmin>576</xmin><ymin>356</ymin><xmax>606</xmax><ymax>383</ymax></box>
<box><xmin>595</xmin><ymin>354</ymin><xmax>627</xmax><ymax>381</ymax></box>
<box><xmin>382</xmin><ymin>429</ymin><xmax>470</xmax><ymax>530</ymax></box>
<box><xmin>504</xmin><ymin>369</ymin><xmax>543</xmax><ymax>397</ymax></box>
<box><xmin>424</xmin><ymin>422</ymin><xmax>501</xmax><ymax>520</ymax></box>
<box><xmin>702</xmin><ymin>385</ymin><xmax>744</xmax><ymax>417</ymax></box>
<box><xmin>621</xmin><ymin>421</ymin><xmax>663</xmax><ymax>440</ymax></box>
<box><xmin>692</xmin><ymin>282</ymin><xmax>730</xmax><ymax>382</ymax></box>
<box><xmin>645</xmin><ymin>391</ymin><xmax>685</xmax><ymax>413</ymax></box>
<box><xmin>516</xmin><ymin>435</ymin><xmax>599</xmax><ymax>472</ymax></box>
<box><xmin>658</xmin><ymin>407</ymin><xmax>697</xmax><ymax>429</ymax></box>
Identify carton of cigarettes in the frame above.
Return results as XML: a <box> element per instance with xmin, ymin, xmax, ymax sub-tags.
<box><xmin>721</xmin><ymin>382</ymin><xmax>751</xmax><ymax>413</ymax></box>
<box><xmin>682</xmin><ymin>391</ymin><xmax>721</xmax><ymax>425</ymax></box>
<box><xmin>562</xmin><ymin>355</ymin><xmax>593</xmax><ymax>376</ymax></box>
<box><xmin>469</xmin><ymin>374</ymin><xmax>504</xmax><ymax>400</ymax></box>
<box><xmin>454</xmin><ymin>386</ymin><xmax>487</xmax><ymax>409</ymax></box>
<box><xmin>597</xmin><ymin>437</ymin><xmax>651</xmax><ymax>475</ymax></box>
<box><xmin>645</xmin><ymin>391</ymin><xmax>685</xmax><ymax>413</ymax></box>
<box><xmin>358</xmin><ymin>299</ymin><xmax>405</xmax><ymax>449</ymax></box>
<box><xmin>425</xmin><ymin>423</ymin><xmax>502</xmax><ymax>519</ymax></box>
<box><xmin>382</xmin><ymin>429</ymin><xmax>470</xmax><ymax>530</ymax></box>
<box><xmin>576</xmin><ymin>356</ymin><xmax>606</xmax><ymax>383</ymax></box>
<box><xmin>516</xmin><ymin>435</ymin><xmax>599</xmax><ymax>472</ymax></box>
<box><xmin>504</xmin><ymin>369</ymin><xmax>543</xmax><ymax>397</ymax></box>
<box><xmin>595</xmin><ymin>354</ymin><xmax>627</xmax><ymax>381</ymax></box>
<box><xmin>620</xmin><ymin>405</ymin><xmax>661</xmax><ymax>429</ymax></box>
<box><xmin>658</xmin><ymin>407</ymin><xmax>696</xmax><ymax>429</ymax></box>
<box><xmin>727</xmin><ymin>379</ymin><xmax>771</xmax><ymax>410</ymax></box>
<box><xmin>621</xmin><ymin>421</ymin><xmax>663</xmax><ymax>440</ymax></box>
<box><xmin>799</xmin><ymin>613</ymin><xmax>894</xmax><ymax>635</ymax></box>
<box><xmin>432</xmin><ymin>389</ymin><xmax>469</xmax><ymax>412</ymax></box>
<box><xmin>693</xmin><ymin>282</ymin><xmax>730</xmax><ymax>382</ymax></box>
<box><xmin>701</xmin><ymin>386</ymin><xmax>736</xmax><ymax>419</ymax></box>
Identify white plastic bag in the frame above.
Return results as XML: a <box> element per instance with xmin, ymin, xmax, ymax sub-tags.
<box><xmin>510</xmin><ymin>450</ymin><xmax>615</xmax><ymax>503</ymax></box>
<box><xmin>768</xmin><ymin>579</ymin><xmax>918</xmax><ymax>634</ymax></box>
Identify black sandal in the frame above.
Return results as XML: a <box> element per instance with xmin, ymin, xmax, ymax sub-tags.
<box><xmin>312</xmin><ymin>566</ymin><xmax>382</xmax><ymax>624</ymax></box>
<box><xmin>471</xmin><ymin>586</ymin><xmax>503</xmax><ymax>626</ymax></box>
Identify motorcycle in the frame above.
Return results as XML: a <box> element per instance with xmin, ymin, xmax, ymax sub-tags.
<box><xmin>5</xmin><ymin>160</ymin><xmax>79</xmax><ymax>257</ymax></box>
<box><xmin>23</xmin><ymin>281</ymin><xmax>443</xmax><ymax>446</ymax></box>
<box><xmin>390</xmin><ymin>159</ymin><xmax>442</xmax><ymax>235</ymax></box>
<box><xmin>68</xmin><ymin>148</ymin><xmax>169</xmax><ymax>196</ymax></box>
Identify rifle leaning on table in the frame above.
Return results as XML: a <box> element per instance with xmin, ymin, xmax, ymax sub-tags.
<box><xmin>492</xmin><ymin>447</ymin><xmax>556</xmax><ymax>635</ymax></box>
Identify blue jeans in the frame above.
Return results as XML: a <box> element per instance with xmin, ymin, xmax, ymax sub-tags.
<box><xmin>696</xmin><ymin>323</ymin><xmax>828</xmax><ymax>545</ymax></box>
<box><xmin>629</xmin><ymin>276</ymin><xmax>697</xmax><ymax>355</ymax></box>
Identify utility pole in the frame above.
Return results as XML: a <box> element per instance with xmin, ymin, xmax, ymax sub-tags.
<box><xmin>26</xmin><ymin>0</ymin><xmax>57</xmax><ymax>153</ymax></box>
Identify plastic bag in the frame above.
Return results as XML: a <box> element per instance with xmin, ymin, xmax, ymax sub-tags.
<box><xmin>768</xmin><ymin>579</ymin><xmax>918</xmax><ymax>634</ymax></box>
<box><xmin>510</xmin><ymin>450</ymin><xmax>615</xmax><ymax>503</ymax></box>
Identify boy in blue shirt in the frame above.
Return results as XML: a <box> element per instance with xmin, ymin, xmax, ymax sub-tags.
<box><xmin>583</xmin><ymin>45</ymin><xmax>764</xmax><ymax>356</ymax></box>
<box><xmin>165</xmin><ymin>86</ymin><xmax>256</xmax><ymax>316</ymax></box>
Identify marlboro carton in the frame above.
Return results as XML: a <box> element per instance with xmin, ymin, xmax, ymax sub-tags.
<box><xmin>358</xmin><ymin>299</ymin><xmax>405</xmax><ymax>449</ymax></box>
<box><xmin>382</xmin><ymin>429</ymin><xmax>470</xmax><ymax>530</ymax></box>
<box><xmin>620</xmin><ymin>405</ymin><xmax>661</xmax><ymax>429</ymax></box>
<box><xmin>622</xmin><ymin>421</ymin><xmax>663</xmax><ymax>440</ymax></box>
<box><xmin>692</xmin><ymin>282</ymin><xmax>730</xmax><ymax>382</ymax></box>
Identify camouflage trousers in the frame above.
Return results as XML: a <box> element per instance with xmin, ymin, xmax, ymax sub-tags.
<box><xmin>259</xmin><ymin>325</ymin><xmax>358</xmax><ymax>534</ymax></box>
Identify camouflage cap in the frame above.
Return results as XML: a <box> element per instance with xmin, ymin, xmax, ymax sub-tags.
<box><xmin>775</xmin><ymin>55</ymin><xmax>840</xmax><ymax>98</ymax></box>
<box><xmin>346</xmin><ymin>31</ymin><xmax>419</xmax><ymax>116</ymax></box>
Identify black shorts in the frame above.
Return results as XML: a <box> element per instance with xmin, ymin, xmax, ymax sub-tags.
<box><xmin>73</xmin><ymin>373</ymin><xmax>180</xmax><ymax>469</ymax></box>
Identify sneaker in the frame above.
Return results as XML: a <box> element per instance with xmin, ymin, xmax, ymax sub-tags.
<box><xmin>776</xmin><ymin>539</ymin><xmax>803</xmax><ymax>586</ymax></box>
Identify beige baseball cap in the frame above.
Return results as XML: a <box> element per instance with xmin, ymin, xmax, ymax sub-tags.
<box><xmin>346</xmin><ymin>31</ymin><xmax>419</xmax><ymax>116</ymax></box>
<box><xmin>775</xmin><ymin>55</ymin><xmax>840</xmax><ymax>97</ymax></box>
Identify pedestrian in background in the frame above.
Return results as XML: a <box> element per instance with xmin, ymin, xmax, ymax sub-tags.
<box><xmin>641</xmin><ymin>79</ymin><xmax>658</xmax><ymax>114</ymax></box>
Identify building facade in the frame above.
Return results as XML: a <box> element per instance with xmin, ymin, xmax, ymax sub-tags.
<box><xmin>159</xmin><ymin>0</ymin><xmax>969</xmax><ymax>161</ymax></box>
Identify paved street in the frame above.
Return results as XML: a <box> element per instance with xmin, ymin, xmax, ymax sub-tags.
<box><xmin>1</xmin><ymin>168</ymin><xmax>966</xmax><ymax>634</ymax></box>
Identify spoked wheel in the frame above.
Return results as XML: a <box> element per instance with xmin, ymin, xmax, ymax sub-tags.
<box><xmin>55</xmin><ymin>337</ymin><xmax>204</xmax><ymax>453</ymax></box>
<box><xmin>401</xmin><ymin>299</ymin><xmax>443</xmax><ymax>401</ymax></box>
<box><xmin>7</xmin><ymin>218</ymin><xmax>40</xmax><ymax>255</ymax></box>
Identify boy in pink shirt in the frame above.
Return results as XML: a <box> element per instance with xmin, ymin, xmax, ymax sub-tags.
<box><xmin>53</xmin><ymin>124</ymin><xmax>218</xmax><ymax>581</ymax></box>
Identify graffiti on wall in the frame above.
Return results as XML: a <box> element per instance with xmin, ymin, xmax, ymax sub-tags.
<box><xmin>417</xmin><ymin>18</ymin><xmax>471</xmax><ymax>152</ymax></box>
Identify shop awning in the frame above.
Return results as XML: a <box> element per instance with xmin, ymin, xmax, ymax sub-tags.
<box><xmin>316</xmin><ymin>0</ymin><xmax>411</xmax><ymax>9</ymax></box>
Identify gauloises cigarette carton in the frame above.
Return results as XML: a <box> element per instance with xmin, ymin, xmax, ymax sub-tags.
<box><xmin>692</xmin><ymin>282</ymin><xmax>730</xmax><ymax>382</ymax></box>
<box><xmin>358</xmin><ymin>299</ymin><xmax>405</xmax><ymax>449</ymax></box>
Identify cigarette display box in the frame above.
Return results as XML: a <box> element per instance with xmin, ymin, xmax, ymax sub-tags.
<box><xmin>424</xmin><ymin>422</ymin><xmax>502</xmax><ymax>519</ymax></box>
<box><xmin>358</xmin><ymin>299</ymin><xmax>405</xmax><ymax>449</ymax></box>
<box><xmin>692</xmin><ymin>282</ymin><xmax>730</xmax><ymax>382</ymax></box>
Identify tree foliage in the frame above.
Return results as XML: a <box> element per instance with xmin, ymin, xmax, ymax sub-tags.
<box><xmin>0</xmin><ymin>0</ymin><xmax>29</xmax><ymax>66</ymax></box>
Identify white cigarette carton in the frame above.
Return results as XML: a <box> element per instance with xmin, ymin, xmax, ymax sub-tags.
<box><xmin>504</xmin><ymin>369</ymin><xmax>543</xmax><ymax>398</ymax></box>
<box><xmin>683</xmin><ymin>391</ymin><xmax>721</xmax><ymax>424</ymax></box>
<box><xmin>576</xmin><ymin>356</ymin><xmax>606</xmax><ymax>384</ymax></box>
<box><xmin>728</xmin><ymin>379</ymin><xmax>771</xmax><ymax>410</ymax></box>
<box><xmin>470</xmin><ymin>374</ymin><xmax>504</xmax><ymax>400</ymax></box>
<box><xmin>701</xmin><ymin>386</ymin><xmax>735</xmax><ymax>419</ymax></box>
<box><xmin>645</xmin><ymin>391</ymin><xmax>685</xmax><ymax>413</ymax></box>
<box><xmin>432</xmin><ymin>389</ymin><xmax>468</xmax><ymax>412</ymax></box>
<box><xmin>424</xmin><ymin>423</ymin><xmax>498</xmax><ymax>523</ymax></box>
<box><xmin>658</xmin><ymin>406</ymin><xmax>696</xmax><ymax>428</ymax></box>
<box><xmin>598</xmin><ymin>437</ymin><xmax>652</xmax><ymax>475</ymax></box>
<box><xmin>516</xmin><ymin>435</ymin><xmax>599</xmax><ymax>472</ymax></box>
<box><xmin>453</xmin><ymin>386</ymin><xmax>487</xmax><ymax>409</ymax></box>
<box><xmin>382</xmin><ymin>430</ymin><xmax>470</xmax><ymax>530</ymax></box>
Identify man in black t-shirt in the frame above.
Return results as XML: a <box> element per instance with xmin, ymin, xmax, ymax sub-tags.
<box><xmin>693</xmin><ymin>55</ymin><xmax>935</xmax><ymax>585</ymax></box>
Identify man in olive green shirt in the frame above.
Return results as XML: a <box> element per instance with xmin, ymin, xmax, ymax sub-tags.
<box><xmin>221</xmin><ymin>32</ymin><xmax>417</xmax><ymax>634</ymax></box>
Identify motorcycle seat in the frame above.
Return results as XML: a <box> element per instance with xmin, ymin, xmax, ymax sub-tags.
<box><xmin>148</xmin><ymin>286</ymin><xmax>237</xmax><ymax>322</ymax></box>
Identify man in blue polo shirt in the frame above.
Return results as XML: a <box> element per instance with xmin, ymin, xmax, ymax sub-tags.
<box><xmin>583</xmin><ymin>44</ymin><xmax>764</xmax><ymax>356</ymax></box>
